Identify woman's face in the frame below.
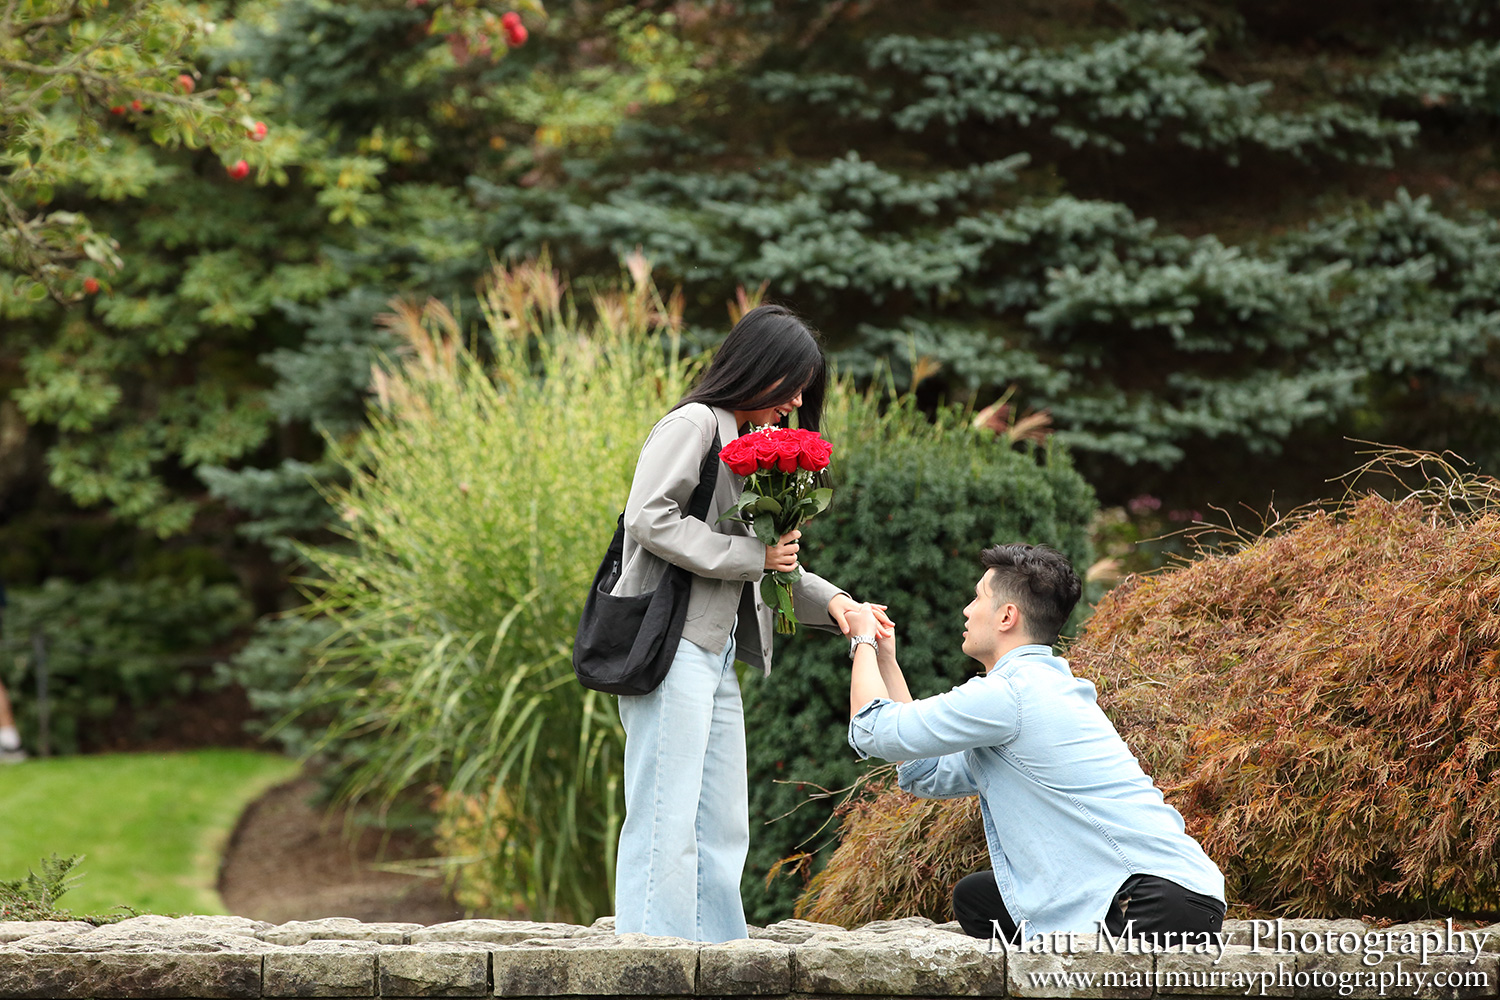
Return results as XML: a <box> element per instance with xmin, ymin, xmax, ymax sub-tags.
<box><xmin>741</xmin><ymin>383</ymin><xmax>804</xmax><ymax>428</ymax></box>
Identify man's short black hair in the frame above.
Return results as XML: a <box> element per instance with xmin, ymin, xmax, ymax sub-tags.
<box><xmin>979</xmin><ymin>544</ymin><xmax>1083</xmax><ymax>646</ymax></box>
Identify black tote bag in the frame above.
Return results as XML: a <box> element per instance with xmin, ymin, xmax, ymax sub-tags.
<box><xmin>572</xmin><ymin>429</ymin><xmax>721</xmax><ymax>695</ymax></box>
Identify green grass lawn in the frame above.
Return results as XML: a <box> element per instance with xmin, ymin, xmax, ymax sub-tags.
<box><xmin>0</xmin><ymin>749</ymin><xmax>299</xmax><ymax>917</ymax></box>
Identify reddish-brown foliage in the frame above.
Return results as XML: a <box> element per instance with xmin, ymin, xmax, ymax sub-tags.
<box><xmin>793</xmin><ymin>774</ymin><xmax>990</xmax><ymax>927</ymax></box>
<box><xmin>800</xmin><ymin>462</ymin><xmax>1500</xmax><ymax>924</ymax></box>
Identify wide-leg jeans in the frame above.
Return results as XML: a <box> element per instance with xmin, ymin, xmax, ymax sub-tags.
<box><xmin>615</xmin><ymin>632</ymin><xmax>748</xmax><ymax>943</ymax></box>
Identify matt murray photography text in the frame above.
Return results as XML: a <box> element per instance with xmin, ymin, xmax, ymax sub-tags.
<box><xmin>1003</xmin><ymin>918</ymin><xmax>1494</xmax><ymax>966</ymax></box>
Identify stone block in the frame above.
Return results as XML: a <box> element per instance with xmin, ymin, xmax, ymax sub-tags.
<box><xmin>260</xmin><ymin>918</ymin><xmax>422</xmax><ymax>946</ymax></box>
<box><xmin>8</xmin><ymin>915</ymin><xmax>278</xmax><ymax>954</ymax></box>
<box><xmin>0</xmin><ymin>921</ymin><xmax>92</xmax><ymax>945</ymax></box>
<box><xmin>1157</xmin><ymin>944</ymin><xmax>1295</xmax><ymax>996</ymax></box>
<box><xmin>1296</xmin><ymin>950</ymin><xmax>1496</xmax><ymax>999</ymax></box>
<box><xmin>264</xmin><ymin>948</ymin><xmax>378</xmax><ymax>997</ymax></box>
<box><xmin>1007</xmin><ymin>940</ymin><xmax>1153</xmax><ymax>998</ymax></box>
<box><xmin>854</xmin><ymin>917</ymin><xmax>937</xmax><ymax>934</ymax></box>
<box><xmin>750</xmin><ymin>919</ymin><xmax>846</xmax><ymax>945</ymax></box>
<box><xmin>699</xmin><ymin>938</ymin><xmax>792</xmax><ymax>995</ymax></box>
<box><xmin>378</xmin><ymin>946</ymin><xmax>490</xmax><ymax>997</ymax></box>
<box><xmin>0</xmin><ymin>949</ymin><xmax>261</xmax><ymax>998</ymax></box>
<box><xmin>492</xmin><ymin>934</ymin><xmax>698</xmax><ymax>996</ymax></box>
<box><xmin>148</xmin><ymin>915</ymin><xmax>271</xmax><ymax>939</ymax></box>
<box><xmin>409</xmin><ymin>921</ymin><xmax>576</xmax><ymax>946</ymax></box>
<box><xmin>794</xmin><ymin>929</ymin><xmax>1005</xmax><ymax>995</ymax></box>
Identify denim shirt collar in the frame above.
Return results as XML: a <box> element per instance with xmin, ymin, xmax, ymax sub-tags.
<box><xmin>988</xmin><ymin>643</ymin><xmax>1066</xmax><ymax>678</ymax></box>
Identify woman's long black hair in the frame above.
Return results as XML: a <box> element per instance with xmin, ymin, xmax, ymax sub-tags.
<box><xmin>675</xmin><ymin>304</ymin><xmax>828</xmax><ymax>432</ymax></box>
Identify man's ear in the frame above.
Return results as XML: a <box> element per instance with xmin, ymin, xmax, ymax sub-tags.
<box><xmin>996</xmin><ymin>603</ymin><xmax>1021</xmax><ymax>633</ymax></box>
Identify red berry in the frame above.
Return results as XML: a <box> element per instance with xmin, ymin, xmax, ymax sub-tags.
<box><xmin>226</xmin><ymin>159</ymin><xmax>250</xmax><ymax>181</ymax></box>
<box><xmin>109</xmin><ymin>105</ymin><xmax>125</xmax><ymax>115</ymax></box>
<box><xmin>177</xmin><ymin>74</ymin><xmax>195</xmax><ymax>94</ymax></box>
<box><xmin>501</xmin><ymin>11</ymin><xmax>520</xmax><ymax>27</ymax></box>
<box><xmin>130</xmin><ymin>99</ymin><xmax>144</xmax><ymax>112</ymax></box>
<box><xmin>247</xmin><ymin>121</ymin><xmax>267</xmax><ymax>142</ymax></box>
<box><xmin>506</xmin><ymin>23</ymin><xmax>528</xmax><ymax>46</ymax></box>
<box><xmin>83</xmin><ymin>277</ymin><xmax>100</xmax><ymax>294</ymax></box>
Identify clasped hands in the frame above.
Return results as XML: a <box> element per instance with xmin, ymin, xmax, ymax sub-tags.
<box><xmin>828</xmin><ymin>595</ymin><xmax>894</xmax><ymax>642</ymax></box>
<box><xmin>764</xmin><ymin>529</ymin><xmax>895</xmax><ymax>640</ymax></box>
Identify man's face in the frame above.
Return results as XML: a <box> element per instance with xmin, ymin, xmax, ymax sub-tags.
<box><xmin>962</xmin><ymin>569</ymin><xmax>1004</xmax><ymax>665</ymax></box>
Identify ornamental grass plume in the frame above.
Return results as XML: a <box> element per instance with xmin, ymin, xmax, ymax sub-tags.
<box><xmin>797</xmin><ymin>448</ymin><xmax>1500</xmax><ymax>924</ymax></box>
<box><xmin>295</xmin><ymin>255</ymin><xmax>699</xmax><ymax>923</ymax></box>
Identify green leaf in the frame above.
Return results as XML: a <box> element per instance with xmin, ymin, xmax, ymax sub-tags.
<box><xmin>715</xmin><ymin>509</ymin><xmax>747</xmax><ymax>525</ymax></box>
<box><xmin>754</xmin><ymin>495</ymin><xmax>783</xmax><ymax>516</ymax></box>
<box><xmin>753</xmin><ymin>516</ymin><xmax>780</xmax><ymax>547</ymax></box>
<box><xmin>760</xmin><ymin>575</ymin><xmax>779</xmax><ymax>607</ymax></box>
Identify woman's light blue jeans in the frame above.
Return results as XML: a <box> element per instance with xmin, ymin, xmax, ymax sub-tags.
<box><xmin>615</xmin><ymin>632</ymin><xmax>748</xmax><ymax>943</ymax></box>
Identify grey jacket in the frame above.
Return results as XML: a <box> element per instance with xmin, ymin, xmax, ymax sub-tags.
<box><xmin>612</xmin><ymin>403</ymin><xmax>846</xmax><ymax>673</ymax></box>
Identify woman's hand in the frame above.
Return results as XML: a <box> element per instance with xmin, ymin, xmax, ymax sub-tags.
<box><xmin>829</xmin><ymin>594</ymin><xmax>895</xmax><ymax>637</ymax></box>
<box><xmin>765</xmin><ymin>529</ymin><xmax>801</xmax><ymax>572</ymax></box>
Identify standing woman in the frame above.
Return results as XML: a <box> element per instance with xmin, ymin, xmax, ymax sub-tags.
<box><xmin>612</xmin><ymin>304</ymin><xmax>890</xmax><ymax>943</ymax></box>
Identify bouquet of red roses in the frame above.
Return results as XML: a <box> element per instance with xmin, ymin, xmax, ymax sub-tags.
<box><xmin>717</xmin><ymin>427</ymin><xmax>833</xmax><ymax>635</ymax></box>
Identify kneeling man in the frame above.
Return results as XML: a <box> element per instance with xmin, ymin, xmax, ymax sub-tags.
<box><xmin>843</xmin><ymin>544</ymin><xmax>1225</xmax><ymax>944</ymax></box>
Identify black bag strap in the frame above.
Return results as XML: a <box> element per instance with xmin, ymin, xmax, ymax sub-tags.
<box><xmin>684</xmin><ymin>428</ymin><xmax>722</xmax><ymax>523</ymax></box>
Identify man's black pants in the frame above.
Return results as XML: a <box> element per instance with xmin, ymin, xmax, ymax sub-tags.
<box><xmin>952</xmin><ymin>870</ymin><xmax>1225</xmax><ymax>943</ymax></box>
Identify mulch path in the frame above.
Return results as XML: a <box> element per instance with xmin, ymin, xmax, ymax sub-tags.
<box><xmin>216</xmin><ymin>777</ymin><xmax>465</xmax><ymax>925</ymax></box>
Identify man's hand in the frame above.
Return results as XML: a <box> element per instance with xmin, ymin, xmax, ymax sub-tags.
<box><xmin>829</xmin><ymin>594</ymin><xmax>895</xmax><ymax>637</ymax></box>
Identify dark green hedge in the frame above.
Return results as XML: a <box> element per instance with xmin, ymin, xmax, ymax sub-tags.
<box><xmin>739</xmin><ymin>430</ymin><xmax>1096</xmax><ymax>925</ymax></box>
<box><xmin>0</xmin><ymin>578</ymin><xmax>249</xmax><ymax>754</ymax></box>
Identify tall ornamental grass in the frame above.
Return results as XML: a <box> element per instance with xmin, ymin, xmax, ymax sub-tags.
<box><xmin>296</xmin><ymin>259</ymin><xmax>699</xmax><ymax>922</ymax></box>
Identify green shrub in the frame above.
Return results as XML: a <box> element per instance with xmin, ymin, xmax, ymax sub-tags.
<box><xmin>1</xmin><ymin>855</ymin><xmax>87</xmax><ymax>922</ymax></box>
<box><xmin>212</xmin><ymin>615</ymin><xmax>338</xmax><ymax>759</ymax></box>
<box><xmin>0</xmin><ymin>578</ymin><xmax>250</xmax><ymax>754</ymax></box>
<box><xmin>739</xmin><ymin>421</ymin><xmax>1096</xmax><ymax>925</ymax></box>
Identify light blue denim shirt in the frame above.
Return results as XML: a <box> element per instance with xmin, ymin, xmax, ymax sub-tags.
<box><xmin>848</xmin><ymin>644</ymin><xmax>1224</xmax><ymax>939</ymax></box>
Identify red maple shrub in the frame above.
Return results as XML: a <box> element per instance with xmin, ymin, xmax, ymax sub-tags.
<box><xmin>797</xmin><ymin>454</ymin><xmax>1500</xmax><ymax>923</ymax></box>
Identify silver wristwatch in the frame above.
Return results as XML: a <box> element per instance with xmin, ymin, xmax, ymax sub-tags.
<box><xmin>849</xmin><ymin>634</ymin><xmax>878</xmax><ymax>659</ymax></box>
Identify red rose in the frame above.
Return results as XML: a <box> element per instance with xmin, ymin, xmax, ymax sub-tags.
<box><xmin>795</xmin><ymin>430</ymin><xmax>831</xmax><ymax>471</ymax></box>
<box><xmin>751</xmin><ymin>432</ymin><xmax>780</xmax><ymax>469</ymax></box>
<box><xmin>719</xmin><ymin>436</ymin><xmax>759</xmax><ymax>476</ymax></box>
<box><xmin>772</xmin><ymin>432</ymin><xmax>802</xmax><ymax>473</ymax></box>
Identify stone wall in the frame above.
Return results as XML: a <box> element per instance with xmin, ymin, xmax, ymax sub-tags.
<box><xmin>2</xmin><ymin>914</ymin><xmax>1497</xmax><ymax>999</ymax></box>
